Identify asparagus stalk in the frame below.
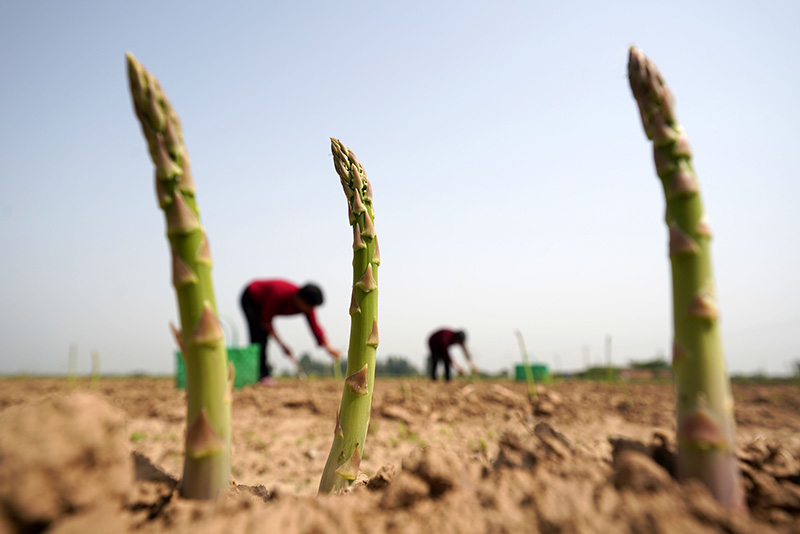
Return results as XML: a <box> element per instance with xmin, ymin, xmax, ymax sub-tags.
<box><xmin>126</xmin><ymin>53</ymin><xmax>232</xmax><ymax>500</ymax></box>
<box><xmin>514</xmin><ymin>329</ymin><xmax>538</xmax><ymax>403</ymax></box>
<box><xmin>318</xmin><ymin>138</ymin><xmax>380</xmax><ymax>493</ymax></box>
<box><xmin>627</xmin><ymin>46</ymin><xmax>745</xmax><ymax>511</ymax></box>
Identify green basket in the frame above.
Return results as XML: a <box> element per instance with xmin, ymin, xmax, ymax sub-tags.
<box><xmin>514</xmin><ymin>364</ymin><xmax>550</xmax><ymax>382</ymax></box>
<box><xmin>175</xmin><ymin>344</ymin><xmax>260</xmax><ymax>389</ymax></box>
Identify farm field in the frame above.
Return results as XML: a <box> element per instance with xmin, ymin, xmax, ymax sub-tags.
<box><xmin>1</xmin><ymin>377</ymin><xmax>799</xmax><ymax>533</ymax></box>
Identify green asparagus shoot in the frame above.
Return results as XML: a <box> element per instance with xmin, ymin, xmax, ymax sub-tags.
<box><xmin>514</xmin><ymin>329</ymin><xmax>538</xmax><ymax>402</ymax></box>
<box><xmin>628</xmin><ymin>46</ymin><xmax>745</xmax><ymax>512</ymax></box>
<box><xmin>318</xmin><ymin>138</ymin><xmax>379</xmax><ymax>493</ymax></box>
<box><xmin>126</xmin><ymin>52</ymin><xmax>232</xmax><ymax>500</ymax></box>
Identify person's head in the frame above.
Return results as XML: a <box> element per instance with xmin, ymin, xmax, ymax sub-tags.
<box><xmin>296</xmin><ymin>283</ymin><xmax>324</xmax><ymax>312</ymax></box>
<box><xmin>453</xmin><ymin>330</ymin><xmax>466</xmax><ymax>343</ymax></box>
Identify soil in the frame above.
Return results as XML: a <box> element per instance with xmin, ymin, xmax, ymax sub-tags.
<box><xmin>1</xmin><ymin>377</ymin><xmax>799</xmax><ymax>533</ymax></box>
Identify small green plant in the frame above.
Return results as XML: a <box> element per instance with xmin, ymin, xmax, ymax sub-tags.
<box><xmin>127</xmin><ymin>53</ymin><xmax>232</xmax><ymax>500</ymax></box>
<box><xmin>514</xmin><ymin>330</ymin><xmax>538</xmax><ymax>402</ymax></box>
<box><xmin>318</xmin><ymin>139</ymin><xmax>380</xmax><ymax>493</ymax></box>
<box><xmin>628</xmin><ymin>46</ymin><xmax>745</xmax><ymax>512</ymax></box>
<box><xmin>129</xmin><ymin>431</ymin><xmax>147</xmax><ymax>443</ymax></box>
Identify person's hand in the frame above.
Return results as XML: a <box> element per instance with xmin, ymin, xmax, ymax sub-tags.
<box><xmin>281</xmin><ymin>343</ymin><xmax>294</xmax><ymax>359</ymax></box>
<box><xmin>454</xmin><ymin>364</ymin><xmax>465</xmax><ymax>376</ymax></box>
<box><xmin>328</xmin><ymin>346</ymin><xmax>341</xmax><ymax>361</ymax></box>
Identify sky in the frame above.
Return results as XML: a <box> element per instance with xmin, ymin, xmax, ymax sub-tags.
<box><xmin>0</xmin><ymin>1</ymin><xmax>798</xmax><ymax>378</ymax></box>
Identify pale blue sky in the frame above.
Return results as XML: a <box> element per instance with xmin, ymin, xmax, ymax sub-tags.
<box><xmin>1</xmin><ymin>1</ymin><xmax>798</xmax><ymax>377</ymax></box>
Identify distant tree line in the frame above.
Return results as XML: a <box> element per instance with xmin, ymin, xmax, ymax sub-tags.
<box><xmin>282</xmin><ymin>353</ymin><xmax>424</xmax><ymax>378</ymax></box>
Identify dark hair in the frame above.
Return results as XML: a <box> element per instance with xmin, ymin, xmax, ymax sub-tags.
<box><xmin>453</xmin><ymin>330</ymin><xmax>466</xmax><ymax>343</ymax></box>
<box><xmin>297</xmin><ymin>283</ymin><xmax>324</xmax><ymax>306</ymax></box>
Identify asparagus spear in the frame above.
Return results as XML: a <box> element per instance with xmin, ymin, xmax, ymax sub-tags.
<box><xmin>318</xmin><ymin>138</ymin><xmax>380</xmax><ymax>493</ymax></box>
<box><xmin>627</xmin><ymin>46</ymin><xmax>745</xmax><ymax>511</ymax></box>
<box><xmin>514</xmin><ymin>329</ymin><xmax>538</xmax><ymax>403</ymax></box>
<box><xmin>126</xmin><ymin>53</ymin><xmax>232</xmax><ymax>500</ymax></box>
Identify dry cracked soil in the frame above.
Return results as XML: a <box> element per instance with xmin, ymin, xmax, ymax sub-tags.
<box><xmin>1</xmin><ymin>377</ymin><xmax>799</xmax><ymax>533</ymax></box>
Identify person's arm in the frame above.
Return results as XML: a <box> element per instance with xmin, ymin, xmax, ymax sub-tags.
<box><xmin>305</xmin><ymin>310</ymin><xmax>339</xmax><ymax>360</ymax></box>
<box><xmin>460</xmin><ymin>343</ymin><xmax>479</xmax><ymax>373</ymax></box>
<box><xmin>448</xmin><ymin>351</ymin><xmax>466</xmax><ymax>376</ymax></box>
<box><xmin>265</xmin><ymin>324</ymin><xmax>294</xmax><ymax>359</ymax></box>
<box><xmin>322</xmin><ymin>341</ymin><xmax>341</xmax><ymax>361</ymax></box>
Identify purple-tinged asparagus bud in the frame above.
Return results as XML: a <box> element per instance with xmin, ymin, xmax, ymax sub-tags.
<box><xmin>695</xmin><ymin>217</ymin><xmax>713</xmax><ymax>238</ymax></box>
<box><xmin>349</xmin><ymin>289</ymin><xmax>360</xmax><ymax>315</ymax></box>
<box><xmin>361</xmin><ymin>212</ymin><xmax>376</xmax><ymax>239</ymax></box>
<box><xmin>351</xmin><ymin>164</ymin><xmax>365</xmax><ymax>192</ymax></box>
<box><xmin>355</xmin><ymin>264</ymin><xmax>377</xmax><ymax>292</ymax></box>
<box><xmin>659</xmin><ymin>85</ymin><xmax>676</xmax><ymax>125</ymax></box>
<box><xmin>195</xmin><ymin>232</ymin><xmax>213</xmax><ymax>266</ymax></box>
<box><xmin>335</xmin><ymin>158</ymin><xmax>348</xmax><ymax>181</ymax></box>
<box><xmin>224</xmin><ymin>362</ymin><xmax>234</xmax><ymax>403</ymax></box>
<box><xmin>164</xmin><ymin>114</ymin><xmax>182</xmax><ymax>156</ymax></box>
<box><xmin>185</xmin><ymin>409</ymin><xmax>225</xmax><ymax>458</ymax></box>
<box><xmin>673</xmin><ymin>129</ymin><xmax>692</xmax><ymax>158</ymax></box>
<box><xmin>155</xmin><ymin>174</ymin><xmax>171</xmax><ymax>209</ymax></box>
<box><xmin>672</xmin><ymin>341</ymin><xmax>688</xmax><ymax>366</ymax></box>
<box><xmin>187</xmin><ymin>302</ymin><xmax>225</xmax><ymax>346</ymax></box>
<box><xmin>367</xmin><ymin>318</ymin><xmax>379</xmax><ymax>347</ymax></box>
<box><xmin>372</xmin><ymin>237</ymin><xmax>381</xmax><ymax>265</ymax></box>
<box><xmin>687</xmin><ymin>287</ymin><xmax>719</xmax><ymax>320</ymax></box>
<box><xmin>654</xmin><ymin>146</ymin><xmax>676</xmax><ymax>178</ymax></box>
<box><xmin>154</xmin><ymin>134</ymin><xmax>182</xmax><ymax>180</ymax></box>
<box><xmin>353</xmin><ymin>224</ymin><xmax>366</xmax><ymax>250</ymax></box>
<box><xmin>170</xmin><ymin>323</ymin><xmax>184</xmax><ymax>352</ymax></box>
<box><xmin>347</xmin><ymin>149</ymin><xmax>362</xmax><ymax>171</ymax></box>
<box><xmin>652</xmin><ymin>114</ymin><xmax>678</xmax><ymax>147</ymax></box>
<box><xmin>340</xmin><ymin>177</ymin><xmax>354</xmax><ymax>200</ymax></box>
<box><xmin>177</xmin><ymin>157</ymin><xmax>196</xmax><ymax>194</ymax></box>
<box><xmin>365</xmin><ymin>179</ymin><xmax>374</xmax><ymax>203</ymax></box>
<box><xmin>351</xmin><ymin>189</ymin><xmax>367</xmax><ymax>214</ymax></box>
<box><xmin>147</xmin><ymin>87</ymin><xmax>166</xmax><ymax>133</ymax></box>
<box><xmin>666</xmin><ymin>165</ymin><xmax>699</xmax><ymax>199</ymax></box>
<box><xmin>345</xmin><ymin>364</ymin><xmax>369</xmax><ymax>395</ymax></box>
<box><xmin>678</xmin><ymin>410</ymin><xmax>727</xmax><ymax>449</ymax></box>
<box><xmin>166</xmin><ymin>193</ymin><xmax>201</xmax><ymax>235</ymax></box>
<box><xmin>669</xmin><ymin>225</ymin><xmax>700</xmax><ymax>256</ymax></box>
<box><xmin>127</xmin><ymin>59</ymin><xmax>146</xmax><ymax>105</ymax></box>
<box><xmin>335</xmin><ymin>444</ymin><xmax>361</xmax><ymax>481</ymax></box>
<box><xmin>334</xmin><ymin>408</ymin><xmax>343</xmax><ymax>438</ymax></box>
<box><xmin>172</xmin><ymin>249</ymin><xmax>198</xmax><ymax>287</ymax></box>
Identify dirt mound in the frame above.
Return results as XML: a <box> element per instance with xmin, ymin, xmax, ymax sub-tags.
<box><xmin>0</xmin><ymin>392</ymin><xmax>132</xmax><ymax>533</ymax></box>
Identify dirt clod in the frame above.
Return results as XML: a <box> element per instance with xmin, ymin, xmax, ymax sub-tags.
<box><xmin>0</xmin><ymin>392</ymin><xmax>132</xmax><ymax>531</ymax></box>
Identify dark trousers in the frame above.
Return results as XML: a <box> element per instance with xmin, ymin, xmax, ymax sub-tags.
<box><xmin>240</xmin><ymin>289</ymin><xmax>271</xmax><ymax>379</ymax></box>
<box><xmin>430</xmin><ymin>350</ymin><xmax>451</xmax><ymax>382</ymax></box>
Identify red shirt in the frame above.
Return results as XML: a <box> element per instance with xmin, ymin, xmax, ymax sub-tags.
<box><xmin>246</xmin><ymin>280</ymin><xmax>327</xmax><ymax>346</ymax></box>
<box><xmin>428</xmin><ymin>329</ymin><xmax>460</xmax><ymax>353</ymax></box>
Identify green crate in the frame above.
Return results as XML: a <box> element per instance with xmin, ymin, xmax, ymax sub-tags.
<box><xmin>514</xmin><ymin>364</ymin><xmax>550</xmax><ymax>382</ymax></box>
<box><xmin>175</xmin><ymin>344</ymin><xmax>260</xmax><ymax>389</ymax></box>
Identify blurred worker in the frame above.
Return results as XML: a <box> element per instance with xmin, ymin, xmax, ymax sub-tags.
<box><xmin>240</xmin><ymin>279</ymin><xmax>340</xmax><ymax>386</ymax></box>
<box><xmin>428</xmin><ymin>328</ymin><xmax>478</xmax><ymax>382</ymax></box>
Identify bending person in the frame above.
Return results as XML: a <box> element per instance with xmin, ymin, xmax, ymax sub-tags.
<box><xmin>240</xmin><ymin>279</ymin><xmax>340</xmax><ymax>385</ymax></box>
<box><xmin>428</xmin><ymin>328</ymin><xmax>477</xmax><ymax>382</ymax></box>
